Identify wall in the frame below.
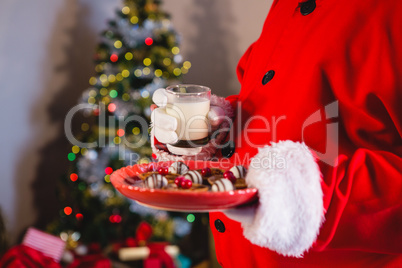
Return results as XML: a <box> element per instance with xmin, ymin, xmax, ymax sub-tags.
<box><xmin>0</xmin><ymin>0</ymin><xmax>271</xmax><ymax>244</ymax></box>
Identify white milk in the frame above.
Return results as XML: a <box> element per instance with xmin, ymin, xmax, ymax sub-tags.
<box><xmin>166</xmin><ymin>99</ymin><xmax>210</xmax><ymax>141</ymax></box>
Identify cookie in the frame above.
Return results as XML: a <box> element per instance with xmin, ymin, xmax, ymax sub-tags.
<box><xmin>137</xmin><ymin>171</ymin><xmax>157</xmax><ymax>180</ymax></box>
<box><xmin>234</xmin><ymin>178</ymin><xmax>247</xmax><ymax>189</ymax></box>
<box><xmin>211</xmin><ymin>179</ymin><xmax>235</xmax><ymax>192</ymax></box>
<box><xmin>207</xmin><ymin>175</ymin><xmax>223</xmax><ymax>186</ymax></box>
<box><xmin>183</xmin><ymin>170</ymin><xmax>203</xmax><ymax>184</ymax></box>
<box><xmin>229</xmin><ymin>165</ymin><xmax>247</xmax><ymax>179</ymax></box>
<box><xmin>211</xmin><ymin>168</ymin><xmax>225</xmax><ymax>176</ymax></box>
<box><xmin>189</xmin><ymin>184</ymin><xmax>209</xmax><ymax>192</ymax></box>
<box><xmin>165</xmin><ymin>174</ymin><xmax>180</xmax><ymax>181</ymax></box>
<box><xmin>168</xmin><ymin>161</ymin><xmax>189</xmax><ymax>175</ymax></box>
<box><xmin>144</xmin><ymin>174</ymin><xmax>168</xmax><ymax>189</ymax></box>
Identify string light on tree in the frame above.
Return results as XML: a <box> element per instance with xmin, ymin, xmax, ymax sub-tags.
<box><xmin>143</xmin><ymin>67</ymin><xmax>151</xmax><ymax>75</ymax></box>
<box><xmin>114</xmin><ymin>40</ymin><xmax>123</xmax><ymax>49</ymax></box>
<box><xmin>81</xmin><ymin>123</ymin><xmax>89</xmax><ymax>131</ymax></box>
<box><xmin>122</xmin><ymin>93</ymin><xmax>130</xmax><ymax>101</ymax></box>
<box><xmin>89</xmin><ymin>77</ymin><xmax>97</xmax><ymax>85</ymax></box>
<box><xmin>109</xmin><ymin>214</ymin><xmax>122</xmax><ymax>223</ymax></box>
<box><xmin>117</xmin><ymin>129</ymin><xmax>125</xmax><ymax>136</ymax></box>
<box><xmin>108</xmin><ymin>103</ymin><xmax>116</xmax><ymax>113</ymax></box>
<box><xmin>70</xmin><ymin>173</ymin><xmax>78</xmax><ymax>182</ymax></box>
<box><xmin>145</xmin><ymin>37</ymin><xmax>153</xmax><ymax>46</ymax></box>
<box><xmin>81</xmin><ymin>148</ymin><xmax>88</xmax><ymax>155</ymax></box>
<box><xmin>100</xmin><ymin>88</ymin><xmax>108</xmax><ymax>96</ymax></box>
<box><xmin>134</xmin><ymin>69</ymin><xmax>142</xmax><ymax>77</ymax></box>
<box><xmin>108</xmin><ymin>74</ymin><xmax>116</xmax><ymax>82</ymax></box>
<box><xmin>132</xmin><ymin>127</ymin><xmax>140</xmax><ymax>135</ymax></box>
<box><xmin>88</xmin><ymin>97</ymin><xmax>96</xmax><ymax>104</ymax></box>
<box><xmin>95</xmin><ymin>64</ymin><xmax>103</xmax><ymax>72</ymax></box>
<box><xmin>68</xmin><ymin>153</ymin><xmax>76</xmax><ymax>161</ymax></box>
<box><xmin>109</xmin><ymin>90</ymin><xmax>118</xmax><ymax>98</ymax></box>
<box><xmin>171</xmin><ymin>47</ymin><xmax>180</xmax><ymax>54</ymax></box>
<box><xmin>72</xmin><ymin>146</ymin><xmax>80</xmax><ymax>154</ymax></box>
<box><xmin>130</xmin><ymin>16</ymin><xmax>138</xmax><ymax>24</ymax></box>
<box><xmin>163</xmin><ymin>58</ymin><xmax>171</xmax><ymax>66</ymax></box>
<box><xmin>110</xmin><ymin>54</ymin><xmax>118</xmax><ymax>62</ymax></box>
<box><xmin>122</xmin><ymin>6</ymin><xmax>130</xmax><ymax>14</ymax></box>
<box><xmin>76</xmin><ymin>213</ymin><xmax>84</xmax><ymax>221</ymax></box>
<box><xmin>122</xmin><ymin>69</ymin><xmax>130</xmax><ymax>77</ymax></box>
<box><xmin>105</xmin><ymin>167</ymin><xmax>113</xmax><ymax>175</ymax></box>
<box><xmin>125</xmin><ymin>52</ymin><xmax>133</xmax><ymax>60</ymax></box>
<box><xmin>143</xmin><ymin>58</ymin><xmax>151</xmax><ymax>66</ymax></box>
<box><xmin>154</xmin><ymin>69</ymin><xmax>162</xmax><ymax>77</ymax></box>
<box><xmin>64</xmin><ymin>207</ymin><xmax>73</xmax><ymax>216</ymax></box>
<box><xmin>116</xmin><ymin>73</ymin><xmax>123</xmax><ymax>81</ymax></box>
<box><xmin>187</xmin><ymin>214</ymin><xmax>195</xmax><ymax>223</ymax></box>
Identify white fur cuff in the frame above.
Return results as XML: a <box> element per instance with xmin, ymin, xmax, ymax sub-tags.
<box><xmin>243</xmin><ymin>141</ymin><xmax>324</xmax><ymax>257</ymax></box>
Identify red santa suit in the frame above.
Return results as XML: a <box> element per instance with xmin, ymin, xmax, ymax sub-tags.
<box><xmin>208</xmin><ymin>0</ymin><xmax>402</xmax><ymax>266</ymax></box>
<box><xmin>151</xmin><ymin>0</ymin><xmax>402</xmax><ymax>266</ymax></box>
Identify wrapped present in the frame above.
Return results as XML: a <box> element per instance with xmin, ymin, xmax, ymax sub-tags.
<box><xmin>23</xmin><ymin>227</ymin><xmax>66</xmax><ymax>262</ymax></box>
<box><xmin>0</xmin><ymin>245</ymin><xmax>61</xmax><ymax>267</ymax></box>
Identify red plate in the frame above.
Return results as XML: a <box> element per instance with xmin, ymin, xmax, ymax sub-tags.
<box><xmin>111</xmin><ymin>161</ymin><xmax>258</xmax><ymax>212</ymax></box>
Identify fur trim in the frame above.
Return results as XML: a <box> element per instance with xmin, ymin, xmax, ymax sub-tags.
<box><xmin>243</xmin><ymin>141</ymin><xmax>324</xmax><ymax>257</ymax></box>
<box><xmin>151</xmin><ymin>95</ymin><xmax>234</xmax><ymax>161</ymax></box>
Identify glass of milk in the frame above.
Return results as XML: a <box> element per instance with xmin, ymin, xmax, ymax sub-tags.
<box><xmin>165</xmin><ymin>84</ymin><xmax>211</xmax><ymax>156</ymax></box>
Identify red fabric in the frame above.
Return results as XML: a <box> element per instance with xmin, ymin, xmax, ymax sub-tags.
<box><xmin>0</xmin><ymin>245</ymin><xmax>61</xmax><ymax>268</ymax></box>
<box><xmin>136</xmin><ymin>222</ymin><xmax>153</xmax><ymax>245</ymax></box>
<box><xmin>210</xmin><ymin>0</ymin><xmax>402</xmax><ymax>267</ymax></box>
<box><xmin>147</xmin><ymin>243</ymin><xmax>175</xmax><ymax>268</ymax></box>
<box><xmin>68</xmin><ymin>253</ymin><xmax>111</xmax><ymax>268</ymax></box>
<box><xmin>144</xmin><ymin>257</ymin><xmax>162</xmax><ymax>268</ymax></box>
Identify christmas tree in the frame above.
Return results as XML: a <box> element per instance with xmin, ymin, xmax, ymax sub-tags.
<box><xmin>47</xmin><ymin>0</ymin><xmax>193</xmax><ymax>253</ymax></box>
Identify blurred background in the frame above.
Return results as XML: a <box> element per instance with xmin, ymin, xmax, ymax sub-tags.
<box><xmin>0</xmin><ymin>0</ymin><xmax>271</xmax><ymax>266</ymax></box>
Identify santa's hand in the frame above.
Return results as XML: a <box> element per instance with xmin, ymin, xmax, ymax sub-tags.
<box><xmin>151</xmin><ymin>88</ymin><xmax>230</xmax><ymax>158</ymax></box>
<box><xmin>222</xmin><ymin>141</ymin><xmax>325</xmax><ymax>258</ymax></box>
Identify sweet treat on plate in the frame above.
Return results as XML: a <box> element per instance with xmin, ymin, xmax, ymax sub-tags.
<box><xmin>201</xmin><ymin>167</ymin><xmax>212</xmax><ymax>177</ymax></box>
<box><xmin>144</xmin><ymin>174</ymin><xmax>168</xmax><ymax>189</ymax></box>
<box><xmin>132</xmin><ymin>162</ymin><xmax>249</xmax><ymax>192</ymax></box>
<box><xmin>211</xmin><ymin>179</ymin><xmax>235</xmax><ymax>192</ymax></box>
<box><xmin>210</xmin><ymin>168</ymin><xmax>225</xmax><ymax>176</ymax></box>
<box><xmin>234</xmin><ymin>178</ymin><xmax>247</xmax><ymax>189</ymax></box>
<box><xmin>207</xmin><ymin>175</ymin><xmax>221</xmax><ymax>185</ymax></box>
<box><xmin>138</xmin><ymin>171</ymin><xmax>157</xmax><ymax>180</ymax></box>
<box><xmin>124</xmin><ymin>175</ymin><xmax>140</xmax><ymax>185</ymax></box>
<box><xmin>183</xmin><ymin>170</ymin><xmax>203</xmax><ymax>184</ymax></box>
<box><xmin>189</xmin><ymin>184</ymin><xmax>209</xmax><ymax>192</ymax></box>
<box><xmin>229</xmin><ymin>165</ymin><xmax>247</xmax><ymax>179</ymax></box>
<box><xmin>223</xmin><ymin>171</ymin><xmax>237</xmax><ymax>183</ymax></box>
<box><xmin>158</xmin><ymin>167</ymin><xmax>169</xmax><ymax>175</ymax></box>
<box><xmin>168</xmin><ymin>161</ymin><xmax>189</xmax><ymax>175</ymax></box>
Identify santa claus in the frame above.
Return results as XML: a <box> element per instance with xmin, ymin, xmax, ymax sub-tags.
<box><xmin>151</xmin><ymin>0</ymin><xmax>402</xmax><ymax>266</ymax></box>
